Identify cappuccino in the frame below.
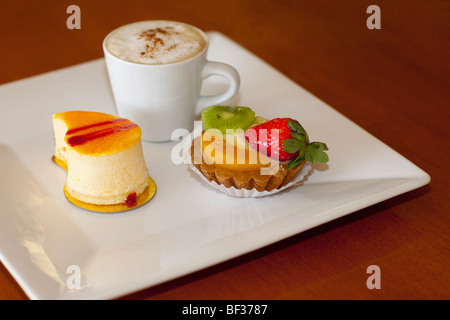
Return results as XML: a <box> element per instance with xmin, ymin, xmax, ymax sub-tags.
<box><xmin>105</xmin><ymin>20</ymin><xmax>207</xmax><ymax>65</ymax></box>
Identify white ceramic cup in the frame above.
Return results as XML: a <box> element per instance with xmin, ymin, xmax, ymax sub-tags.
<box><xmin>103</xmin><ymin>21</ymin><xmax>240</xmax><ymax>142</ymax></box>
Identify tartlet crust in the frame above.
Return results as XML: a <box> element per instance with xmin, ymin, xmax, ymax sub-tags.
<box><xmin>190</xmin><ymin>137</ymin><xmax>305</xmax><ymax>192</ymax></box>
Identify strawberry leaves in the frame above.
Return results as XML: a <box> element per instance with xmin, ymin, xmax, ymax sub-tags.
<box><xmin>283</xmin><ymin>120</ymin><xmax>329</xmax><ymax>168</ymax></box>
<box><xmin>305</xmin><ymin>142</ymin><xmax>329</xmax><ymax>163</ymax></box>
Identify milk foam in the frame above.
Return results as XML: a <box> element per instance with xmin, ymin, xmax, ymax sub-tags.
<box><xmin>105</xmin><ymin>21</ymin><xmax>207</xmax><ymax>65</ymax></box>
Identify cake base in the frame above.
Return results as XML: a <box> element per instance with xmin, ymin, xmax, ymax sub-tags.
<box><xmin>52</xmin><ymin>155</ymin><xmax>68</xmax><ymax>171</ymax></box>
<box><xmin>64</xmin><ymin>176</ymin><xmax>156</xmax><ymax>213</ymax></box>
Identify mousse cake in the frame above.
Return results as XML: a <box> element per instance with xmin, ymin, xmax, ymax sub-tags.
<box><xmin>52</xmin><ymin>111</ymin><xmax>156</xmax><ymax>212</ymax></box>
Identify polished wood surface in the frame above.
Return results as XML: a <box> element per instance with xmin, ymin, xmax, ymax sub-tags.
<box><xmin>0</xmin><ymin>0</ymin><xmax>448</xmax><ymax>300</ymax></box>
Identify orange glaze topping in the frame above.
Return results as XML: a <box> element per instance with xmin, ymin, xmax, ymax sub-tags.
<box><xmin>200</xmin><ymin>131</ymin><xmax>271</xmax><ymax>171</ymax></box>
<box><xmin>55</xmin><ymin>111</ymin><xmax>141</xmax><ymax>155</ymax></box>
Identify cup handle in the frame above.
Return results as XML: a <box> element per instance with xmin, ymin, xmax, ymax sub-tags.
<box><xmin>197</xmin><ymin>61</ymin><xmax>240</xmax><ymax>112</ymax></box>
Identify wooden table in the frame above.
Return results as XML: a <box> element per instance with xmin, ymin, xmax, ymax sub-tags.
<box><xmin>1</xmin><ymin>0</ymin><xmax>448</xmax><ymax>300</ymax></box>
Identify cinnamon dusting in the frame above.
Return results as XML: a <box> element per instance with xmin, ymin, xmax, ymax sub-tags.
<box><xmin>137</xmin><ymin>27</ymin><xmax>170</xmax><ymax>59</ymax></box>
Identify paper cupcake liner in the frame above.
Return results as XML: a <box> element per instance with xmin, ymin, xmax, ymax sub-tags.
<box><xmin>189</xmin><ymin>160</ymin><xmax>312</xmax><ymax>198</ymax></box>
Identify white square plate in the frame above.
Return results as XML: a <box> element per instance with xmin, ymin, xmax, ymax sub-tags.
<box><xmin>0</xmin><ymin>32</ymin><xmax>430</xmax><ymax>299</ymax></box>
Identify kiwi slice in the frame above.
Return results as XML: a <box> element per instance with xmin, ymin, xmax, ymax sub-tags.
<box><xmin>201</xmin><ymin>106</ymin><xmax>255</xmax><ymax>133</ymax></box>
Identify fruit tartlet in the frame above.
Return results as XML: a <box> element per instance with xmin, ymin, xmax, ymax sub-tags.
<box><xmin>190</xmin><ymin>106</ymin><xmax>329</xmax><ymax>197</ymax></box>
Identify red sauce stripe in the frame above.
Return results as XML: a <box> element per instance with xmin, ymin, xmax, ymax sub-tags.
<box><xmin>66</xmin><ymin>118</ymin><xmax>128</xmax><ymax>135</ymax></box>
<box><xmin>67</xmin><ymin>122</ymin><xmax>138</xmax><ymax>146</ymax></box>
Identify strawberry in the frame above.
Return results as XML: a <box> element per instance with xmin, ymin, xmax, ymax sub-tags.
<box><xmin>244</xmin><ymin>118</ymin><xmax>299</xmax><ymax>161</ymax></box>
<box><xmin>245</xmin><ymin>117</ymin><xmax>329</xmax><ymax>167</ymax></box>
